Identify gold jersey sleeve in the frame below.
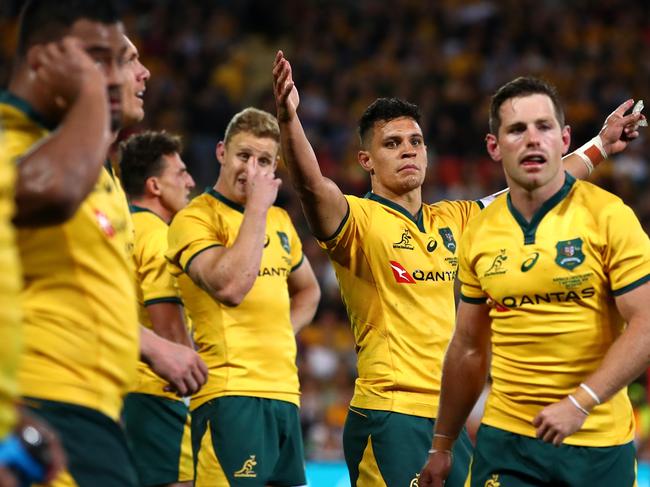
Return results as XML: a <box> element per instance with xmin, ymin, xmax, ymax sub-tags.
<box><xmin>167</xmin><ymin>189</ymin><xmax>303</xmax><ymax>410</ymax></box>
<box><xmin>459</xmin><ymin>174</ymin><xmax>650</xmax><ymax>446</ymax></box>
<box><xmin>0</xmin><ymin>96</ymin><xmax>24</xmax><ymax>438</ymax></box>
<box><xmin>318</xmin><ymin>193</ymin><xmax>480</xmax><ymax>418</ymax></box>
<box><xmin>130</xmin><ymin>207</ymin><xmax>185</xmax><ymax>399</ymax></box>
<box><xmin>7</xmin><ymin>95</ymin><xmax>139</xmax><ymax>420</ymax></box>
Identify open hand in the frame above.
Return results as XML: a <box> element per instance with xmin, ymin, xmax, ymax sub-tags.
<box><xmin>273</xmin><ymin>50</ymin><xmax>300</xmax><ymax>122</ymax></box>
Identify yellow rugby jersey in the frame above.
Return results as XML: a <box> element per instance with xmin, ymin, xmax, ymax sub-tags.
<box><xmin>459</xmin><ymin>173</ymin><xmax>650</xmax><ymax>447</ymax></box>
<box><xmin>130</xmin><ymin>205</ymin><xmax>185</xmax><ymax>399</ymax></box>
<box><xmin>167</xmin><ymin>188</ymin><xmax>304</xmax><ymax>410</ymax></box>
<box><xmin>8</xmin><ymin>96</ymin><xmax>139</xmax><ymax>421</ymax></box>
<box><xmin>319</xmin><ymin>193</ymin><xmax>481</xmax><ymax>418</ymax></box>
<box><xmin>0</xmin><ymin>93</ymin><xmax>26</xmax><ymax>438</ymax></box>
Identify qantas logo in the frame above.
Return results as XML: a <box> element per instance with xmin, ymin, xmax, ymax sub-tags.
<box><xmin>389</xmin><ymin>261</ymin><xmax>415</xmax><ymax>284</ymax></box>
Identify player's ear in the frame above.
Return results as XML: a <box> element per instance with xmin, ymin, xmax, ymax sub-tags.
<box><xmin>145</xmin><ymin>176</ymin><xmax>161</xmax><ymax>196</ymax></box>
<box><xmin>485</xmin><ymin>133</ymin><xmax>501</xmax><ymax>162</ymax></box>
<box><xmin>358</xmin><ymin>150</ymin><xmax>374</xmax><ymax>175</ymax></box>
<box><xmin>215</xmin><ymin>141</ymin><xmax>226</xmax><ymax>165</ymax></box>
<box><xmin>561</xmin><ymin>125</ymin><xmax>571</xmax><ymax>155</ymax></box>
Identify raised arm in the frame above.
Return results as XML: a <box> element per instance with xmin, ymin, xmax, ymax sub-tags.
<box><xmin>532</xmin><ymin>281</ymin><xmax>650</xmax><ymax>446</ymax></box>
<box><xmin>287</xmin><ymin>257</ymin><xmax>320</xmax><ymax>334</ymax></box>
<box><xmin>14</xmin><ymin>37</ymin><xmax>114</xmax><ymax>226</ymax></box>
<box><xmin>563</xmin><ymin>99</ymin><xmax>644</xmax><ymax>179</ymax></box>
<box><xmin>273</xmin><ymin>51</ymin><xmax>348</xmax><ymax>240</ymax></box>
<box><xmin>187</xmin><ymin>160</ymin><xmax>280</xmax><ymax>307</ymax></box>
<box><xmin>419</xmin><ymin>300</ymin><xmax>492</xmax><ymax>487</ymax></box>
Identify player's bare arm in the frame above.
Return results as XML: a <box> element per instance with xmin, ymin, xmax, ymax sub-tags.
<box><xmin>287</xmin><ymin>257</ymin><xmax>320</xmax><ymax>334</ymax></box>
<box><xmin>273</xmin><ymin>51</ymin><xmax>348</xmax><ymax>240</ymax></box>
<box><xmin>563</xmin><ymin>99</ymin><xmax>645</xmax><ymax>179</ymax></box>
<box><xmin>187</xmin><ymin>158</ymin><xmax>280</xmax><ymax>307</ymax></box>
<box><xmin>419</xmin><ymin>301</ymin><xmax>492</xmax><ymax>487</ymax></box>
<box><xmin>533</xmin><ymin>281</ymin><xmax>650</xmax><ymax>446</ymax></box>
<box><xmin>146</xmin><ymin>302</ymin><xmax>193</xmax><ymax>348</ymax></box>
<box><xmin>139</xmin><ymin>326</ymin><xmax>207</xmax><ymax>396</ymax></box>
<box><xmin>14</xmin><ymin>37</ymin><xmax>116</xmax><ymax>226</ymax></box>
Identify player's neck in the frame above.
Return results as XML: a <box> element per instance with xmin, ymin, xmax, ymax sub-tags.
<box><xmin>8</xmin><ymin>73</ymin><xmax>60</xmax><ymax>126</ymax></box>
<box><xmin>508</xmin><ymin>170</ymin><xmax>566</xmax><ymax>222</ymax></box>
<box><xmin>130</xmin><ymin>197</ymin><xmax>172</xmax><ymax>224</ymax></box>
<box><xmin>213</xmin><ymin>181</ymin><xmax>246</xmax><ymax>208</ymax></box>
<box><xmin>370</xmin><ymin>184</ymin><xmax>422</xmax><ymax>217</ymax></box>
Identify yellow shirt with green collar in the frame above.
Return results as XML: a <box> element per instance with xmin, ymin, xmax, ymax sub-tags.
<box><xmin>130</xmin><ymin>204</ymin><xmax>187</xmax><ymax>400</ymax></box>
<box><xmin>166</xmin><ymin>188</ymin><xmax>304</xmax><ymax>410</ymax></box>
<box><xmin>459</xmin><ymin>172</ymin><xmax>650</xmax><ymax>446</ymax></box>
<box><xmin>4</xmin><ymin>93</ymin><xmax>138</xmax><ymax>422</ymax></box>
<box><xmin>318</xmin><ymin>192</ymin><xmax>484</xmax><ymax>418</ymax></box>
<box><xmin>0</xmin><ymin>92</ymin><xmax>26</xmax><ymax>438</ymax></box>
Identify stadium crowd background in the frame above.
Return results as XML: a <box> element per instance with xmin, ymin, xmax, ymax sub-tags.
<box><xmin>2</xmin><ymin>0</ymin><xmax>650</xmax><ymax>463</ymax></box>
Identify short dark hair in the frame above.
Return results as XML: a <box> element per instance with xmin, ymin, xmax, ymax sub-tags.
<box><xmin>358</xmin><ymin>98</ymin><xmax>421</xmax><ymax>147</ymax></box>
<box><xmin>119</xmin><ymin>131</ymin><xmax>183</xmax><ymax>199</ymax></box>
<box><xmin>489</xmin><ymin>76</ymin><xmax>565</xmax><ymax>134</ymax></box>
<box><xmin>17</xmin><ymin>0</ymin><xmax>120</xmax><ymax>57</ymax></box>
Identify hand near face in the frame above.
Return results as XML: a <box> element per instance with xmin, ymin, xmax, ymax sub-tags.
<box><xmin>28</xmin><ymin>36</ymin><xmax>106</xmax><ymax>107</ymax></box>
<box><xmin>245</xmin><ymin>157</ymin><xmax>282</xmax><ymax>213</ymax></box>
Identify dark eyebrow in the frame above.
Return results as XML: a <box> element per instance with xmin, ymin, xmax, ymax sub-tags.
<box><xmin>85</xmin><ymin>46</ymin><xmax>112</xmax><ymax>57</ymax></box>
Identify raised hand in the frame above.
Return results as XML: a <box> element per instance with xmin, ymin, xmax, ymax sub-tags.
<box><xmin>599</xmin><ymin>99</ymin><xmax>646</xmax><ymax>155</ymax></box>
<box><xmin>272</xmin><ymin>50</ymin><xmax>300</xmax><ymax>122</ymax></box>
<box><xmin>28</xmin><ymin>36</ymin><xmax>106</xmax><ymax>107</ymax></box>
<box><xmin>245</xmin><ymin>156</ymin><xmax>282</xmax><ymax>213</ymax></box>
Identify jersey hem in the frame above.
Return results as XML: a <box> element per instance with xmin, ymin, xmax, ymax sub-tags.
<box><xmin>350</xmin><ymin>396</ymin><xmax>438</xmax><ymax>419</ymax></box>
<box><xmin>190</xmin><ymin>390</ymin><xmax>300</xmax><ymax>411</ymax></box>
<box><xmin>480</xmin><ymin>417</ymin><xmax>634</xmax><ymax>447</ymax></box>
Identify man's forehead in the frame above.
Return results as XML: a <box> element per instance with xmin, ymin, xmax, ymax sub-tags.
<box><xmin>229</xmin><ymin>133</ymin><xmax>279</xmax><ymax>153</ymax></box>
<box><xmin>68</xmin><ymin>19</ymin><xmax>125</xmax><ymax>49</ymax></box>
<box><xmin>499</xmin><ymin>94</ymin><xmax>555</xmax><ymax>121</ymax></box>
<box><xmin>374</xmin><ymin>116</ymin><xmax>422</xmax><ymax>138</ymax></box>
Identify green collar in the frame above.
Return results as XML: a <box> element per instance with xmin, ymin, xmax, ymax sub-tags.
<box><xmin>364</xmin><ymin>192</ymin><xmax>425</xmax><ymax>232</ymax></box>
<box><xmin>128</xmin><ymin>204</ymin><xmax>166</xmax><ymax>222</ymax></box>
<box><xmin>206</xmin><ymin>187</ymin><xmax>245</xmax><ymax>213</ymax></box>
<box><xmin>507</xmin><ymin>172</ymin><xmax>576</xmax><ymax>245</ymax></box>
<box><xmin>0</xmin><ymin>90</ymin><xmax>57</xmax><ymax>131</ymax></box>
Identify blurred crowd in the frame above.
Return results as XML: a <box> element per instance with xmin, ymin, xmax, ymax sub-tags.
<box><xmin>2</xmin><ymin>0</ymin><xmax>650</xmax><ymax>461</ymax></box>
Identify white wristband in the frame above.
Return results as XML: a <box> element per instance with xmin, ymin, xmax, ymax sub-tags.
<box><xmin>580</xmin><ymin>383</ymin><xmax>601</xmax><ymax>405</ymax></box>
<box><xmin>568</xmin><ymin>394</ymin><xmax>590</xmax><ymax>416</ymax></box>
<box><xmin>575</xmin><ymin>136</ymin><xmax>607</xmax><ymax>175</ymax></box>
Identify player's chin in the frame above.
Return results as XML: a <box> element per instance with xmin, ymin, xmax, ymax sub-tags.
<box><xmin>110</xmin><ymin>111</ymin><xmax>123</xmax><ymax>132</ymax></box>
<box><xmin>397</xmin><ymin>174</ymin><xmax>424</xmax><ymax>192</ymax></box>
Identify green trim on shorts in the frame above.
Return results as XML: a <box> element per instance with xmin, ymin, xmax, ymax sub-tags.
<box><xmin>192</xmin><ymin>396</ymin><xmax>306</xmax><ymax>486</ymax></box>
<box><xmin>23</xmin><ymin>397</ymin><xmax>138</xmax><ymax>487</ymax></box>
<box><xmin>343</xmin><ymin>406</ymin><xmax>472</xmax><ymax>487</ymax></box>
<box><xmin>122</xmin><ymin>393</ymin><xmax>191</xmax><ymax>486</ymax></box>
<box><xmin>470</xmin><ymin>424</ymin><xmax>636</xmax><ymax>487</ymax></box>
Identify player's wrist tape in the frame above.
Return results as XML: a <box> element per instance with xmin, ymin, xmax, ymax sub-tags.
<box><xmin>575</xmin><ymin>136</ymin><xmax>607</xmax><ymax>175</ymax></box>
<box><xmin>580</xmin><ymin>383</ymin><xmax>601</xmax><ymax>405</ymax></box>
<box><xmin>568</xmin><ymin>394</ymin><xmax>590</xmax><ymax>416</ymax></box>
<box><xmin>428</xmin><ymin>448</ymin><xmax>452</xmax><ymax>455</ymax></box>
<box><xmin>0</xmin><ymin>434</ymin><xmax>46</xmax><ymax>482</ymax></box>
